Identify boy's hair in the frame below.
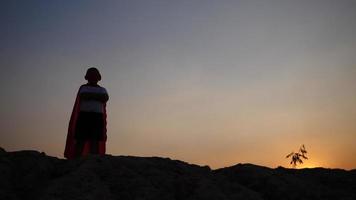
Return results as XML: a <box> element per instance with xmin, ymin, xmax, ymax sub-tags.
<box><xmin>85</xmin><ymin>67</ymin><xmax>101</xmax><ymax>81</ymax></box>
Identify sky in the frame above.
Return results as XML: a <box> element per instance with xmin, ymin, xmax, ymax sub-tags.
<box><xmin>1</xmin><ymin>0</ymin><xmax>355</xmax><ymax>169</ymax></box>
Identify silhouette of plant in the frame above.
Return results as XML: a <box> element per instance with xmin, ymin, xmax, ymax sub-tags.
<box><xmin>286</xmin><ymin>144</ymin><xmax>308</xmax><ymax>168</ymax></box>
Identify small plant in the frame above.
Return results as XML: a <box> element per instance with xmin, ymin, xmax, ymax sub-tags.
<box><xmin>286</xmin><ymin>144</ymin><xmax>308</xmax><ymax>168</ymax></box>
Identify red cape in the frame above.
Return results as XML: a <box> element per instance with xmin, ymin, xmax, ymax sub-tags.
<box><xmin>64</xmin><ymin>85</ymin><xmax>107</xmax><ymax>159</ymax></box>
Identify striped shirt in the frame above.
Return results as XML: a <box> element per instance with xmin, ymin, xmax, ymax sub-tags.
<box><xmin>79</xmin><ymin>85</ymin><xmax>108</xmax><ymax>113</ymax></box>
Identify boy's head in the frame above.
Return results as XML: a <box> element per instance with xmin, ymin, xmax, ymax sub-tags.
<box><xmin>85</xmin><ymin>67</ymin><xmax>101</xmax><ymax>84</ymax></box>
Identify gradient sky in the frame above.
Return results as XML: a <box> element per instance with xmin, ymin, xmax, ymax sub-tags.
<box><xmin>1</xmin><ymin>0</ymin><xmax>356</xmax><ymax>169</ymax></box>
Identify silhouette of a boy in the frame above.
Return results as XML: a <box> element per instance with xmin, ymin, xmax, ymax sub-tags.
<box><xmin>64</xmin><ymin>67</ymin><xmax>109</xmax><ymax>159</ymax></box>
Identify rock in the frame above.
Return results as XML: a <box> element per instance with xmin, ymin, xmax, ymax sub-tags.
<box><xmin>0</xmin><ymin>147</ymin><xmax>5</xmax><ymax>154</ymax></box>
<box><xmin>0</xmin><ymin>149</ymin><xmax>355</xmax><ymax>200</ymax></box>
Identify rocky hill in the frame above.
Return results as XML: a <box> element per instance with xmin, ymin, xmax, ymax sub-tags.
<box><xmin>0</xmin><ymin>148</ymin><xmax>355</xmax><ymax>200</ymax></box>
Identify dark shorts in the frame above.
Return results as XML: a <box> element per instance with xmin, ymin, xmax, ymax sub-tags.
<box><xmin>75</xmin><ymin>112</ymin><xmax>104</xmax><ymax>141</ymax></box>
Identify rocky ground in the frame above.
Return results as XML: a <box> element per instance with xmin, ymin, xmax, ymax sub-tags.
<box><xmin>0</xmin><ymin>147</ymin><xmax>355</xmax><ymax>200</ymax></box>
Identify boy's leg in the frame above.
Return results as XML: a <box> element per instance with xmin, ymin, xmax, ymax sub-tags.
<box><xmin>75</xmin><ymin>140</ymin><xmax>85</xmax><ymax>158</ymax></box>
<box><xmin>90</xmin><ymin>140</ymin><xmax>99</xmax><ymax>154</ymax></box>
